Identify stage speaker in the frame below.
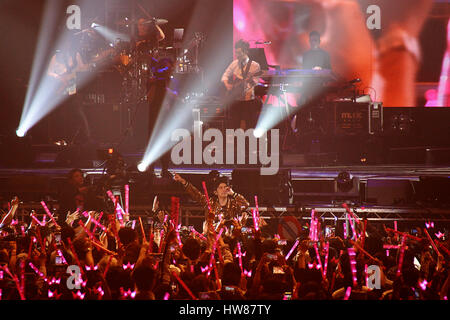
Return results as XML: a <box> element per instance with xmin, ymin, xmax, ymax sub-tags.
<box><xmin>231</xmin><ymin>169</ymin><xmax>292</xmax><ymax>205</ymax></box>
<box><xmin>416</xmin><ymin>176</ymin><xmax>450</xmax><ymax>206</ymax></box>
<box><xmin>365</xmin><ymin>179</ymin><xmax>414</xmax><ymax>205</ymax></box>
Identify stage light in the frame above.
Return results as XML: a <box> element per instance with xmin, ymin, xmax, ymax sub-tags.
<box><xmin>18</xmin><ymin>0</ymin><xmax>119</xmax><ymax>137</ymax></box>
<box><xmin>253</xmin><ymin>128</ymin><xmax>265</xmax><ymax>138</ymax></box>
<box><xmin>138</xmin><ymin>7</ymin><xmax>232</xmax><ymax>171</ymax></box>
<box><xmin>137</xmin><ymin>162</ymin><xmax>147</xmax><ymax>172</ymax></box>
<box><xmin>336</xmin><ymin>171</ymin><xmax>353</xmax><ymax>192</ymax></box>
<box><xmin>16</xmin><ymin>129</ymin><xmax>25</xmax><ymax>138</ymax></box>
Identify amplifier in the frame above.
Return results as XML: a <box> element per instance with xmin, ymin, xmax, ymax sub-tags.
<box><xmin>196</xmin><ymin>103</ymin><xmax>226</xmax><ymax>119</ymax></box>
<box><xmin>332</xmin><ymin>102</ymin><xmax>383</xmax><ymax>136</ymax></box>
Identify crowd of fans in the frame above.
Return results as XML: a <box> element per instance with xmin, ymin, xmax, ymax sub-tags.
<box><xmin>0</xmin><ymin>171</ymin><xmax>449</xmax><ymax>301</ymax></box>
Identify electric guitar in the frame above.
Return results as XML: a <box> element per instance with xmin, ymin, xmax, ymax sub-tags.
<box><xmin>226</xmin><ymin>69</ymin><xmax>263</xmax><ymax>101</ymax></box>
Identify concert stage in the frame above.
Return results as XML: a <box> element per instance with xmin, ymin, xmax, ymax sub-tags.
<box><xmin>1</xmin><ymin>161</ymin><xmax>449</xmax><ymax>234</ymax></box>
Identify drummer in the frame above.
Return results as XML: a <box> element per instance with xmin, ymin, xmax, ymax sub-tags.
<box><xmin>134</xmin><ymin>17</ymin><xmax>165</xmax><ymax>53</ymax></box>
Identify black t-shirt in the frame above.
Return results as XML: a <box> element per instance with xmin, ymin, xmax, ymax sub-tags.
<box><xmin>303</xmin><ymin>48</ymin><xmax>331</xmax><ymax>70</ymax></box>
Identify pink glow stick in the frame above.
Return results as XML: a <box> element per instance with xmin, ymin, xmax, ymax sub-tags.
<box><xmin>252</xmin><ymin>209</ymin><xmax>259</xmax><ymax>231</ymax></box>
<box><xmin>343</xmin><ymin>220</ymin><xmax>348</xmax><ymax>239</ymax></box>
<box><xmin>106</xmin><ymin>191</ymin><xmax>125</xmax><ymax>225</ymax></box>
<box><xmin>396</xmin><ymin>235</ymin><xmax>407</xmax><ymax>277</ymax></box>
<box><xmin>209</xmin><ymin>228</ymin><xmax>224</xmax><ymax>269</ymax></box>
<box><xmin>201</xmin><ymin>181</ymin><xmax>212</xmax><ymax>212</ymax></box>
<box><xmin>342</xmin><ymin>203</ymin><xmax>361</xmax><ymax>225</ymax></box>
<box><xmin>285</xmin><ymin>239</ymin><xmax>300</xmax><ymax>260</ymax></box>
<box><xmin>323</xmin><ymin>242</ymin><xmax>330</xmax><ymax>278</ymax></box>
<box><xmin>81</xmin><ymin>211</ymin><xmax>107</xmax><ymax>232</ymax></box>
<box><xmin>424</xmin><ymin>228</ymin><xmax>441</xmax><ymax>257</ymax></box>
<box><xmin>30</xmin><ymin>213</ymin><xmax>45</xmax><ymax>226</ymax></box>
<box><xmin>237</xmin><ymin>242</ymin><xmax>244</xmax><ymax>273</ymax></box>
<box><xmin>365</xmin><ymin>264</ymin><xmax>369</xmax><ymax>288</ymax></box>
<box><xmin>191</xmin><ymin>227</ymin><xmax>207</xmax><ymax>241</ymax></box>
<box><xmin>385</xmin><ymin>228</ymin><xmax>423</xmax><ymax>242</ymax></box>
<box><xmin>2</xmin><ymin>266</ymin><xmax>25</xmax><ymax>300</ymax></box>
<box><xmin>347</xmin><ymin>247</ymin><xmax>358</xmax><ymax>287</ymax></box>
<box><xmin>114</xmin><ymin>196</ymin><xmax>124</xmax><ymax>227</ymax></box>
<box><xmin>254</xmin><ymin>195</ymin><xmax>260</xmax><ymax>223</ymax></box>
<box><xmin>344</xmin><ymin>286</ymin><xmax>352</xmax><ymax>300</ymax></box>
<box><xmin>124</xmin><ymin>185</ymin><xmax>129</xmax><ymax>215</ymax></box>
<box><xmin>172</xmin><ymin>271</ymin><xmax>197</xmax><ymax>300</ymax></box>
<box><xmin>40</xmin><ymin>201</ymin><xmax>60</xmax><ymax>228</ymax></box>
<box><xmin>314</xmin><ymin>243</ymin><xmax>324</xmax><ymax>279</ymax></box>
<box><xmin>163</xmin><ymin>292</ymin><xmax>170</xmax><ymax>300</ymax></box>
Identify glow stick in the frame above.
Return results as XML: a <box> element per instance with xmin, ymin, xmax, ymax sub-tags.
<box><xmin>20</xmin><ymin>225</ymin><xmax>25</xmax><ymax>237</ymax></box>
<box><xmin>171</xmin><ymin>271</ymin><xmax>197</xmax><ymax>300</ymax></box>
<box><xmin>191</xmin><ymin>227</ymin><xmax>207</xmax><ymax>241</ymax></box>
<box><xmin>40</xmin><ymin>201</ymin><xmax>60</xmax><ymax>228</ymax></box>
<box><xmin>30</xmin><ymin>213</ymin><xmax>44</xmax><ymax>226</ymax></box>
<box><xmin>2</xmin><ymin>266</ymin><xmax>25</xmax><ymax>300</ymax></box>
<box><xmin>254</xmin><ymin>195</ymin><xmax>261</xmax><ymax>224</ymax></box>
<box><xmin>351</xmin><ymin>240</ymin><xmax>382</xmax><ymax>265</ymax></box>
<box><xmin>57</xmin><ymin>249</ymin><xmax>68</xmax><ymax>265</ymax></box>
<box><xmin>314</xmin><ymin>243</ymin><xmax>324</xmax><ymax>279</ymax></box>
<box><xmin>252</xmin><ymin>209</ymin><xmax>259</xmax><ymax>231</ymax></box>
<box><xmin>176</xmin><ymin>225</ymin><xmax>183</xmax><ymax>249</ymax></box>
<box><xmin>285</xmin><ymin>239</ymin><xmax>300</xmax><ymax>260</ymax></box>
<box><xmin>91</xmin><ymin>241</ymin><xmax>117</xmax><ymax>256</ymax></box>
<box><xmin>396</xmin><ymin>235</ymin><xmax>407</xmax><ymax>277</ymax></box>
<box><xmin>344</xmin><ymin>286</ymin><xmax>352</xmax><ymax>300</ymax></box>
<box><xmin>342</xmin><ymin>203</ymin><xmax>361</xmax><ymax>225</ymax></box>
<box><xmin>348</xmin><ymin>214</ymin><xmax>357</xmax><ymax>240</ymax></box>
<box><xmin>103</xmin><ymin>255</ymin><xmax>113</xmax><ymax>278</ymax></box>
<box><xmin>35</xmin><ymin>227</ymin><xmax>46</xmax><ymax>255</ymax></box>
<box><xmin>361</xmin><ymin>219</ymin><xmax>367</xmax><ymax>249</ymax></box>
<box><xmin>114</xmin><ymin>196</ymin><xmax>124</xmax><ymax>227</ymax></box>
<box><xmin>385</xmin><ymin>228</ymin><xmax>423</xmax><ymax>242</ymax></box>
<box><xmin>90</xmin><ymin>212</ymin><xmax>105</xmax><ymax>234</ymax></box>
<box><xmin>343</xmin><ymin>220</ymin><xmax>347</xmax><ymax>239</ymax></box>
<box><xmin>423</xmin><ymin>228</ymin><xmax>441</xmax><ymax>257</ymax></box>
<box><xmin>347</xmin><ymin>248</ymin><xmax>358</xmax><ymax>287</ymax></box>
<box><xmin>158</xmin><ymin>228</ymin><xmax>165</xmax><ymax>253</ymax></box>
<box><xmin>124</xmin><ymin>185</ymin><xmax>129</xmax><ymax>215</ymax></box>
<box><xmin>67</xmin><ymin>238</ymin><xmax>85</xmax><ymax>276</ymax></box>
<box><xmin>323</xmin><ymin>242</ymin><xmax>330</xmax><ymax>278</ymax></box>
<box><xmin>139</xmin><ymin>217</ymin><xmax>146</xmax><ymax>242</ymax></box>
<box><xmin>437</xmin><ymin>242</ymin><xmax>450</xmax><ymax>256</ymax></box>
<box><xmin>106</xmin><ymin>191</ymin><xmax>125</xmax><ymax>225</ymax></box>
<box><xmin>201</xmin><ymin>181</ymin><xmax>212</xmax><ymax>212</ymax></box>
<box><xmin>237</xmin><ymin>242</ymin><xmax>244</xmax><ymax>273</ymax></box>
<box><xmin>209</xmin><ymin>228</ymin><xmax>224</xmax><ymax>269</ymax></box>
<box><xmin>163</xmin><ymin>292</ymin><xmax>170</xmax><ymax>300</ymax></box>
<box><xmin>20</xmin><ymin>260</ymin><xmax>25</xmax><ymax>299</ymax></box>
<box><xmin>383</xmin><ymin>244</ymin><xmax>409</xmax><ymax>250</ymax></box>
<box><xmin>365</xmin><ymin>264</ymin><xmax>368</xmax><ymax>288</ymax></box>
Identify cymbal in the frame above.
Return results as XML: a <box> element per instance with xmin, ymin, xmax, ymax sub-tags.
<box><xmin>144</xmin><ymin>18</ymin><xmax>168</xmax><ymax>25</ymax></box>
<box><xmin>115</xmin><ymin>18</ymin><xmax>168</xmax><ymax>26</ymax></box>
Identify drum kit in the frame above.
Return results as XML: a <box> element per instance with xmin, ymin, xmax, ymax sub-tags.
<box><xmin>77</xmin><ymin>16</ymin><xmax>205</xmax><ymax>105</ymax></box>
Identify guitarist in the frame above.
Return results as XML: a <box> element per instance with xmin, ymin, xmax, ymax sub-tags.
<box><xmin>222</xmin><ymin>39</ymin><xmax>261</xmax><ymax>130</ymax></box>
<box><xmin>47</xmin><ymin>34</ymin><xmax>91</xmax><ymax>144</ymax></box>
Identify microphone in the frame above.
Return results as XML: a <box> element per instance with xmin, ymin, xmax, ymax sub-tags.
<box><xmin>255</xmin><ymin>41</ymin><xmax>271</xmax><ymax>45</ymax></box>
